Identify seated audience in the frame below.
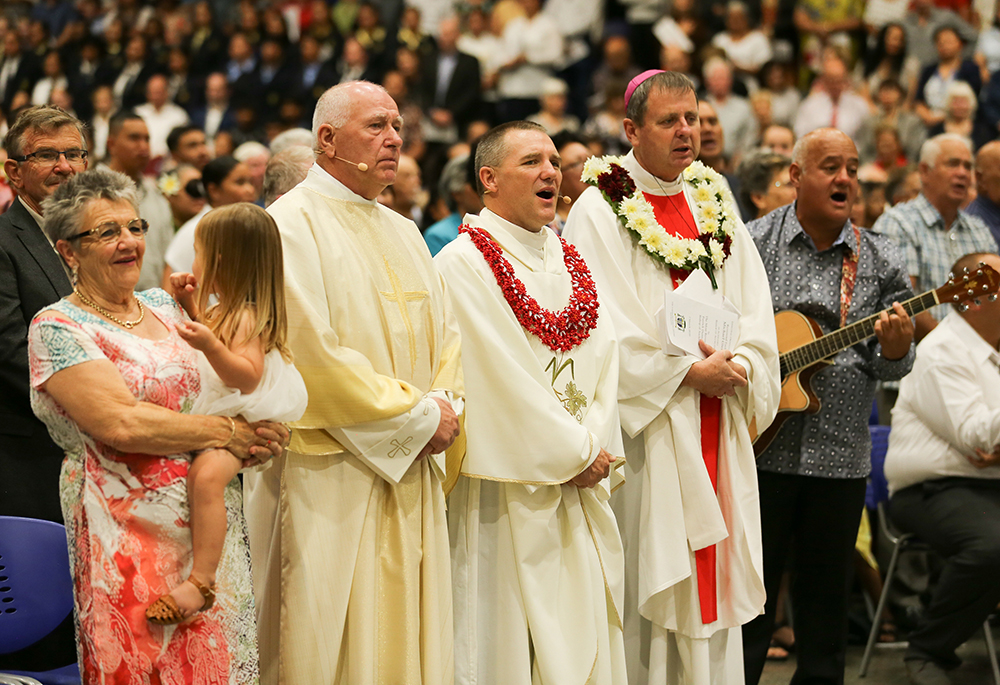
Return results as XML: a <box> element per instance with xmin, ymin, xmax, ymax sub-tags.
<box><xmin>885</xmin><ymin>251</ymin><xmax>1000</xmax><ymax>685</ymax></box>
<box><xmin>702</xmin><ymin>56</ymin><xmax>757</xmax><ymax>160</ymax></box>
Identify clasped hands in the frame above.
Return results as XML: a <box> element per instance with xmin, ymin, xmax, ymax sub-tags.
<box><xmin>417</xmin><ymin>397</ymin><xmax>461</xmax><ymax>460</ymax></box>
<box><xmin>682</xmin><ymin>340</ymin><xmax>748</xmax><ymax>398</ymax></box>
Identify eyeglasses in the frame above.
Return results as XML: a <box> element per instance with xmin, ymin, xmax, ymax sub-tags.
<box><xmin>69</xmin><ymin>218</ymin><xmax>149</xmax><ymax>244</ymax></box>
<box><xmin>13</xmin><ymin>148</ymin><xmax>88</xmax><ymax>165</ymax></box>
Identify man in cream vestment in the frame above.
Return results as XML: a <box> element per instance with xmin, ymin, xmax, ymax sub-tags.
<box><xmin>562</xmin><ymin>71</ymin><xmax>780</xmax><ymax>685</ymax></box>
<box><xmin>436</xmin><ymin>121</ymin><xmax>627</xmax><ymax>685</ymax></box>
<box><xmin>244</xmin><ymin>81</ymin><xmax>464</xmax><ymax>685</ymax></box>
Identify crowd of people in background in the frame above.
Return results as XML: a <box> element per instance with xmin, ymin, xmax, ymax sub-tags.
<box><xmin>4</xmin><ymin>1</ymin><xmax>1000</xmax><ymax>685</ymax></box>
<box><xmin>0</xmin><ymin>0</ymin><xmax>999</xmax><ymax>247</ymax></box>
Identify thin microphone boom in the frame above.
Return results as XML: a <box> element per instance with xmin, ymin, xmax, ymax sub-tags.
<box><xmin>334</xmin><ymin>156</ymin><xmax>369</xmax><ymax>172</ymax></box>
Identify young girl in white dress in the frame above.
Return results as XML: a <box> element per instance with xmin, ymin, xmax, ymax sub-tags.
<box><xmin>147</xmin><ymin>202</ymin><xmax>307</xmax><ymax>624</ymax></box>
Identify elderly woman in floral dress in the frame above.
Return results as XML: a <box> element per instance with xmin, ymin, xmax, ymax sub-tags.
<box><xmin>27</xmin><ymin>167</ymin><xmax>287</xmax><ymax>683</ymax></box>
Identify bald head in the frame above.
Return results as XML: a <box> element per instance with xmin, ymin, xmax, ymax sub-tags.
<box><xmin>790</xmin><ymin>128</ymin><xmax>860</xmax><ymax>240</ymax></box>
<box><xmin>976</xmin><ymin>141</ymin><xmax>1000</xmax><ymax>205</ymax></box>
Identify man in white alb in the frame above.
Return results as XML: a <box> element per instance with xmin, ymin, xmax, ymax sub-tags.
<box><xmin>435</xmin><ymin>120</ymin><xmax>627</xmax><ymax>685</ymax></box>
<box><xmin>246</xmin><ymin>80</ymin><xmax>464</xmax><ymax>685</ymax></box>
<box><xmin>562</xmin><ymin>70</ymin><xmax>781</xmax><ymax>685</ymax></box>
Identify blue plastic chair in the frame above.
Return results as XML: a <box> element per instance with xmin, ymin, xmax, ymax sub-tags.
<box><xmin>0</xmin><ymin>517</ymin><xmax>80</xmax><ymax>685</ymax></box>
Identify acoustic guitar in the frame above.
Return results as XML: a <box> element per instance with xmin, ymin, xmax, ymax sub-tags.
<box><xmin>751</xmin><ymin>263</ymin><xmax>1000</xmax><ymax>456</ymax></box>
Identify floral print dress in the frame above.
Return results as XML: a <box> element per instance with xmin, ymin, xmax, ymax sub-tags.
<box><xmin>27</xmin><ymin>289</ymin><xmax>258</xmax><ymax>685</ymax></box>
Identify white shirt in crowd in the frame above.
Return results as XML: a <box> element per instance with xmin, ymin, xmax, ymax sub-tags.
<box><xmin>885</xmin><ymin>311</ymin><xmax>1000</xmax><ymax>495</ymax></box>
<box><xmin>496</xmin><ymin>12</ymin><xmax>564</xmax><ymax>100</ymax></box>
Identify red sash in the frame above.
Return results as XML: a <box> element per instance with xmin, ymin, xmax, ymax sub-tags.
<box><xmin>645</xmin><ymin>191</ymin><xmax>721</xmax><ymax>625</ymax></box>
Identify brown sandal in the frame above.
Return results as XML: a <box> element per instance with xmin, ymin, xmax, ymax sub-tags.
<box><xmin>145</xmin><ymin>576</ymin><xmax>216</xmax><ymax>625</ymax></box>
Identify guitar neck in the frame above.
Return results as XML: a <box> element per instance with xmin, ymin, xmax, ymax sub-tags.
<box><xmin>781</xmin><ymin>290</ymin><xmax>939</xmax><ymax>376</ymax></box>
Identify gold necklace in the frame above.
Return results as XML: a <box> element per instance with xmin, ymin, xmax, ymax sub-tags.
<box><xmin>74</xmin><ymin>288</ymin><xmax>145</xmax><ymax>329</ymax></box>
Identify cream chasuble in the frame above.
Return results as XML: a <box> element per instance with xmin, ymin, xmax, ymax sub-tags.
<box><xmin>435</xmin><ymin>210</ymin><xmax>627</xmax><ymax>685</ymax></box>
<box><xmin>245</xmin><ymin>164</ymin><xmax>463</xmax><ymax>685</ymax></box>
<box><xmin>563</xmin><ymin>152</ymin><xmax>780</xmax><ymax>685</ymax></box>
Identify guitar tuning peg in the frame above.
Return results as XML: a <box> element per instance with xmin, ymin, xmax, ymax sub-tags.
<box><xmin>991</xmin><ymin>294</ymin><xmax>999</xmax><ymax>302</ymax></box>
<box><xmin>953</xmin><ymin>294</ymin><xmax>961</xmax><ymax>302</ymax></box>
<box><xmin>963</xmin><ymin>267</ymin><xmax>971</xmax><ymax>274</ymax></box>
<box><xmin>974</xmin><ymin>299</ymin><xmax>982</xmax><ymax>306</ymax></box>
<box><xmin>958</xmin><ymin>303</ymin><xmax>970</xmax><ymax>312</ymax></box>
<box><xmin>968</xmin><ymin>289</ymin><xmax>976</xmax><ymax>296</ymax></box>
<box><xmin>984</xmin><ymin>284</ymin><xmax>991</xmax><ymax>291</ymax></box>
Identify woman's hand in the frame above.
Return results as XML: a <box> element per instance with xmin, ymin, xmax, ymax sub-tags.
<box><xmin>227</xmin><ymin>419</ymin><xmax>291</xmax><ymax>467</ymax></box>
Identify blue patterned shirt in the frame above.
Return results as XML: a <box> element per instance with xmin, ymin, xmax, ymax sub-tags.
<box><xmin>872</xmin><ymin>194</ymin><xmax>998</xmax><ymax>321</ymax></box>
<box><xmin>748</xmin><ymin>204</ymin><xmax>915</xmax><ymax>478</ymax></box>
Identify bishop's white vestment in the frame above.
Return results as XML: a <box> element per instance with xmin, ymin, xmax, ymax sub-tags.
<box><xmin>562</xmin><ymin>152</ymin><xmax>780</xmax><ymax>685</ymax></box>
<box><xmin>245</xmin><ymin>164</ymin><xmax>464</xmax><ymax>685</ymax></box>
<box><xmin>435</xmin><ymin>209</ymin><xmax>627</xmax><ymax>685</ymax></box>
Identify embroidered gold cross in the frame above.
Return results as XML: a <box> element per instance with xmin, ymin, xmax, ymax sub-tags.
<box><xmin>388</xmin><ymin>436</ymin><xmax>413</xmax><ymax>458</ymax></box>
<box><xmin>380</xmin><ymin>257</ymin><xmax>428</xmax><ymax>374</ymax></box>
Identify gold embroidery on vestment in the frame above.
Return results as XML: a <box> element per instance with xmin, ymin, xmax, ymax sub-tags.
<box><xmin>379</xmin><ymin>256</ymin><xmax>429</xmax><ymax>375</ymax></box>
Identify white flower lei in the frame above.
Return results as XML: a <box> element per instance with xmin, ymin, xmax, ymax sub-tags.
<box><xmin>582</xmin><ymin>155</ymin><xmax>737</xmax><ymax>287</ymax></box>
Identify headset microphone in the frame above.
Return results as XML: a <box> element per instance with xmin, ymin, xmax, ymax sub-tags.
<box><xmin>334</xmin><ymin>156</ymin><xmax>369</xmax><ymax>172</ymax></box>
<box><xmin>562</xmin><ymin>195</ymin><xmax>572</xmax><ymax>204</ymax></box>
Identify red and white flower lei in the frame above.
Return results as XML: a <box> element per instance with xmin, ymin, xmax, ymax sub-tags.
<box><xmin>458</xmin><ymin>224</ymin><xmax>599</xmax><ymax>352</ymax></box>
<box><xmin>582</xmin><ymin>156</ymin><xmax>735</xmax><ymax>288</ymax></box>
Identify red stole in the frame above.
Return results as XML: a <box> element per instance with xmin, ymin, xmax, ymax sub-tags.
<box><xmin>644</xmin><ymin>190</ymin><xmax>722</xmax><ymax>625</ymax></box>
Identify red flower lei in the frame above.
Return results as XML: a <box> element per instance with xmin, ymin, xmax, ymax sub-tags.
<box><xmin>458</xmin><ymin>224</ymin><xmax>600</xmax><ymax>352</ymax></box>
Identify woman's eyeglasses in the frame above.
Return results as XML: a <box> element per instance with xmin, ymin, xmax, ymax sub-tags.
<box><xmin>69</xmin><ymin>218</ymin><xmax>149</xmax><ymax>244</ymax></box>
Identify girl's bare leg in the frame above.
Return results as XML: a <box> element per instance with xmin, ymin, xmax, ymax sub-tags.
<box><xmin>161</xmin><ymin>448</ymin><xmax>243</xmax><ymax>618</ymax></box>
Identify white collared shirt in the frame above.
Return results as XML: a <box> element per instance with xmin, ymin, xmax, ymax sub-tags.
<box><xmin>885</xmin><ymin>311</ymin><xmax>1000</xmax><ymax>494</ymax></box>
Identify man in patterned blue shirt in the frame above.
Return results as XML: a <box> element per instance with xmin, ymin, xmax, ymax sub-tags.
<box><xmin>742</xmin><ymin>128</ymin><xmax>915</xmax><ymax>685</ymax></box>
<box><xmin>873</xmin><ymin>133</ymin><xmax>998</xmax><ymax>341</ymax></box>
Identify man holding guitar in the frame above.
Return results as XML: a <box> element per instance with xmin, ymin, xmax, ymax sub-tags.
<box><xmin>742</xmin><ymin>128</ymin><xmax>916</xmax><ymax>685</ymax></box>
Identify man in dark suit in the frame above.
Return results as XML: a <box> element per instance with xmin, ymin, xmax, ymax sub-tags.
<box><xmin>0</xmin><ymin>32</ymin><xmax>40</xmax><ymax>114</ymax></box>
<box><xmin>417</xmin><ymin>15</ymin><xmax>481</xmax><ymax>188</ymax></box>
<box><xmin>0</xmin><ymin>104</ymin><xmax>88</xmax><ymax>670</ymax></box>
<box><xmin>232</xmin><ymin>36</ymin><xmax>295</xmax><ymax>125</ymax></box>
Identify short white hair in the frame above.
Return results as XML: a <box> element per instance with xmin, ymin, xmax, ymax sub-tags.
<box><xmin>233</xmin><ymin>140</ymin><xmax>270</xmax><ymax>162</ymax></box>
<box><xmin>920</xmin><ymin>132</ymin><xmax>972</xmax><ymax>166</ymax></box>
<box><xmin>944</xmin><ymin>80</ymin><xmax>978</xmax><ymax>115</ymax></box>
<box><xmin>702</xmin><ymin>56</ymin><xmax>731</xmax><ymax>81</ymax></box>
<box><xmin>270</xmin><ymin>127</ymin><xmax>316</xmax><ymax>154</ymax></box>
<box><xmin>312</xmin><ymin>81</ymin><xmax>389</xmax><ymax>134</ymax></box>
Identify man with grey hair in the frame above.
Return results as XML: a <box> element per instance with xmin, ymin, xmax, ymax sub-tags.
<box><xmin>563</xmin><ymin>69</ymin><xmax>781</xmax><ymax>685</ymax></box>
<box><xmin>743</xmin><ymin>127</ymin><xmax>915</xmax><ymax>685</ymax></box>
<box><xmin>874</xmin><ymin>132</ymin><xmax>997</xmax><ymax>340</ymax></box>
<box><xmin>262</xmin><ymin>144</ymin><xmax>314</xmax><ymax>206</ymax></box>
<box><xmin>0</xmin><ymin>104</ymin><xmax>87</xmax><ymax>670</ymax></box>
<box><xmin>246</xmin><ymin>80</ymin><xmax>463</xmax><ymax>685</ymax></box>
